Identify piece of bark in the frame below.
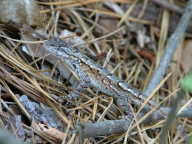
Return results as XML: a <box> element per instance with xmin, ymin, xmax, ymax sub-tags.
<box><xmin>77</xmin><ymin>119</ymin><xmax>131</xmax><ymax>138</ymax></box>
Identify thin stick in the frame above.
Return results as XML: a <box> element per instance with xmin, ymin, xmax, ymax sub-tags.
<box><xmin>76</xmin><ymin>1</ymin><xmax>192</xmax><ymax>138</ymax></box>
<box><xmin>144</xmin><ymin>0</ymin><xmax>192</xmax><ymax>96</ymax></box>
<box><xmin>76</xmin><ymin>106</ymin><xmax>192</xmax><ymax>138</ymax></box>
<box><xmin>159</xmin><ymin>91</ymin><xmax>184</xmax><ymax>144</ymax></box>
<box><xmin>152</xmin><ymin>0</ymin><xmax>183</xmax><ymax>14</ymax></box>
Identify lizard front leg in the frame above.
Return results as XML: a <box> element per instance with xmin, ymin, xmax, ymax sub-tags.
<box><xmin>116</xmin><ymin>96</ymin><xmax>134</xmax><ymax>119</ymax></box>
<box><xmin>67</xmin><ymin>68</ymin><xmax>92</xmax><ymax>100</ymax></box>
<box><xmin>67</xmin><ymin>81</ymin><xmax>90</xmax><ymax>99</ymax></box>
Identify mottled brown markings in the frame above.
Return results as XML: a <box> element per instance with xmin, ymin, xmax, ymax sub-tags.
<box><xmin>42</xmin><ymin>38</ymin><xmax>154</xmax><ymax>115</ymax></box>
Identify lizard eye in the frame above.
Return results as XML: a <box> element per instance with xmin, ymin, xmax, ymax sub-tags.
<box><xmin>50</xmin><ymin>43</ymin><xmax>55</xmax><ymax>47</ymax></box>
<box><xmin>72</xmin><ymin>64</ymin><xmax>76</xmax><ymax>69</ymax></box>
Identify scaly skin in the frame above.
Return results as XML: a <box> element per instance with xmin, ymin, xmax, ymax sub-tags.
<box><xmin>42</xmin><ymin>38</ymin><xmax>154</xmax><ymax>116</ymax></box>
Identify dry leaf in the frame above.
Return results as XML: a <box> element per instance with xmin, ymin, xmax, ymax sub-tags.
<box><xmin>180</xmin><ymin>40</ymin><xmax>192</xmax><ymax>73</ymax></box>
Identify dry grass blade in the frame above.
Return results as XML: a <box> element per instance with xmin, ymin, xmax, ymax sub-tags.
<box><xmin>0</xmin><ymin>0</ymin><xmax>191</xmax><ymax>143</ymax></box>
<box><xmin>0</xmin><ymin>79</ymin><xmax>31</xmax><ymax>119</ymax></box>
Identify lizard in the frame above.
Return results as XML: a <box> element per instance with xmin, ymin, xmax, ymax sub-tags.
<box><xmin>39</xmin><ymin>38</ymin><xmax>155</xmax><ymax>117</ymax></box>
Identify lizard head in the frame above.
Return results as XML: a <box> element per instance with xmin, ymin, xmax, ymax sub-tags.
<box><xmin>43</xmin><ymin>38</ymin><xmax>78</xmax><ymax>58</ymax></box>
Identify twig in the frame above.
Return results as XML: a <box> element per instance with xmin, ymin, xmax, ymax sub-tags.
<box><xmin>159</xmin><ymin>91</ymin><xmax>184</xmax><ymax>144</ymax></box>
<box><xmin>105</xmin><ymin>0</ymin><xmax>183</xmax><ymax>16</ymax></box>
<box><xmin>76</xmin><ymin>106</ymin><xmax>192</xmax><ymax>138</ymax></box>
<box><xmin>76</xmin><ymin>1</ymin><xmax>192</xmax><ymax>138</ymax></box>
<box><xmin>144</xmin><ymin>0</ymin><xmax>192</xmax><ymax>96</ymax></box>
<box><xmin>152</xmin><ymin>0</ymin><xmax>183</xmax><ymax>14</ymax></box>
<box><xmin>76</xmin><ymin>119</ymin><xmax>131</xmax><ymax>138</ymax></box>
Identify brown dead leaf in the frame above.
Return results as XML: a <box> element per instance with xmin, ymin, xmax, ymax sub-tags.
<box><xmin>172</xmin><ymin>40</ymin><xmax>182</xmax><ymax>71</ymax></box>
<box><xmin>180</xmin><ymin>40</ymin><xmax>192</xmax><ymax>73</ymax></box>
<box><xmin>98</xmin><ymin>17</ymin><xmax>120</xmax><ymax>34</ymax></box>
